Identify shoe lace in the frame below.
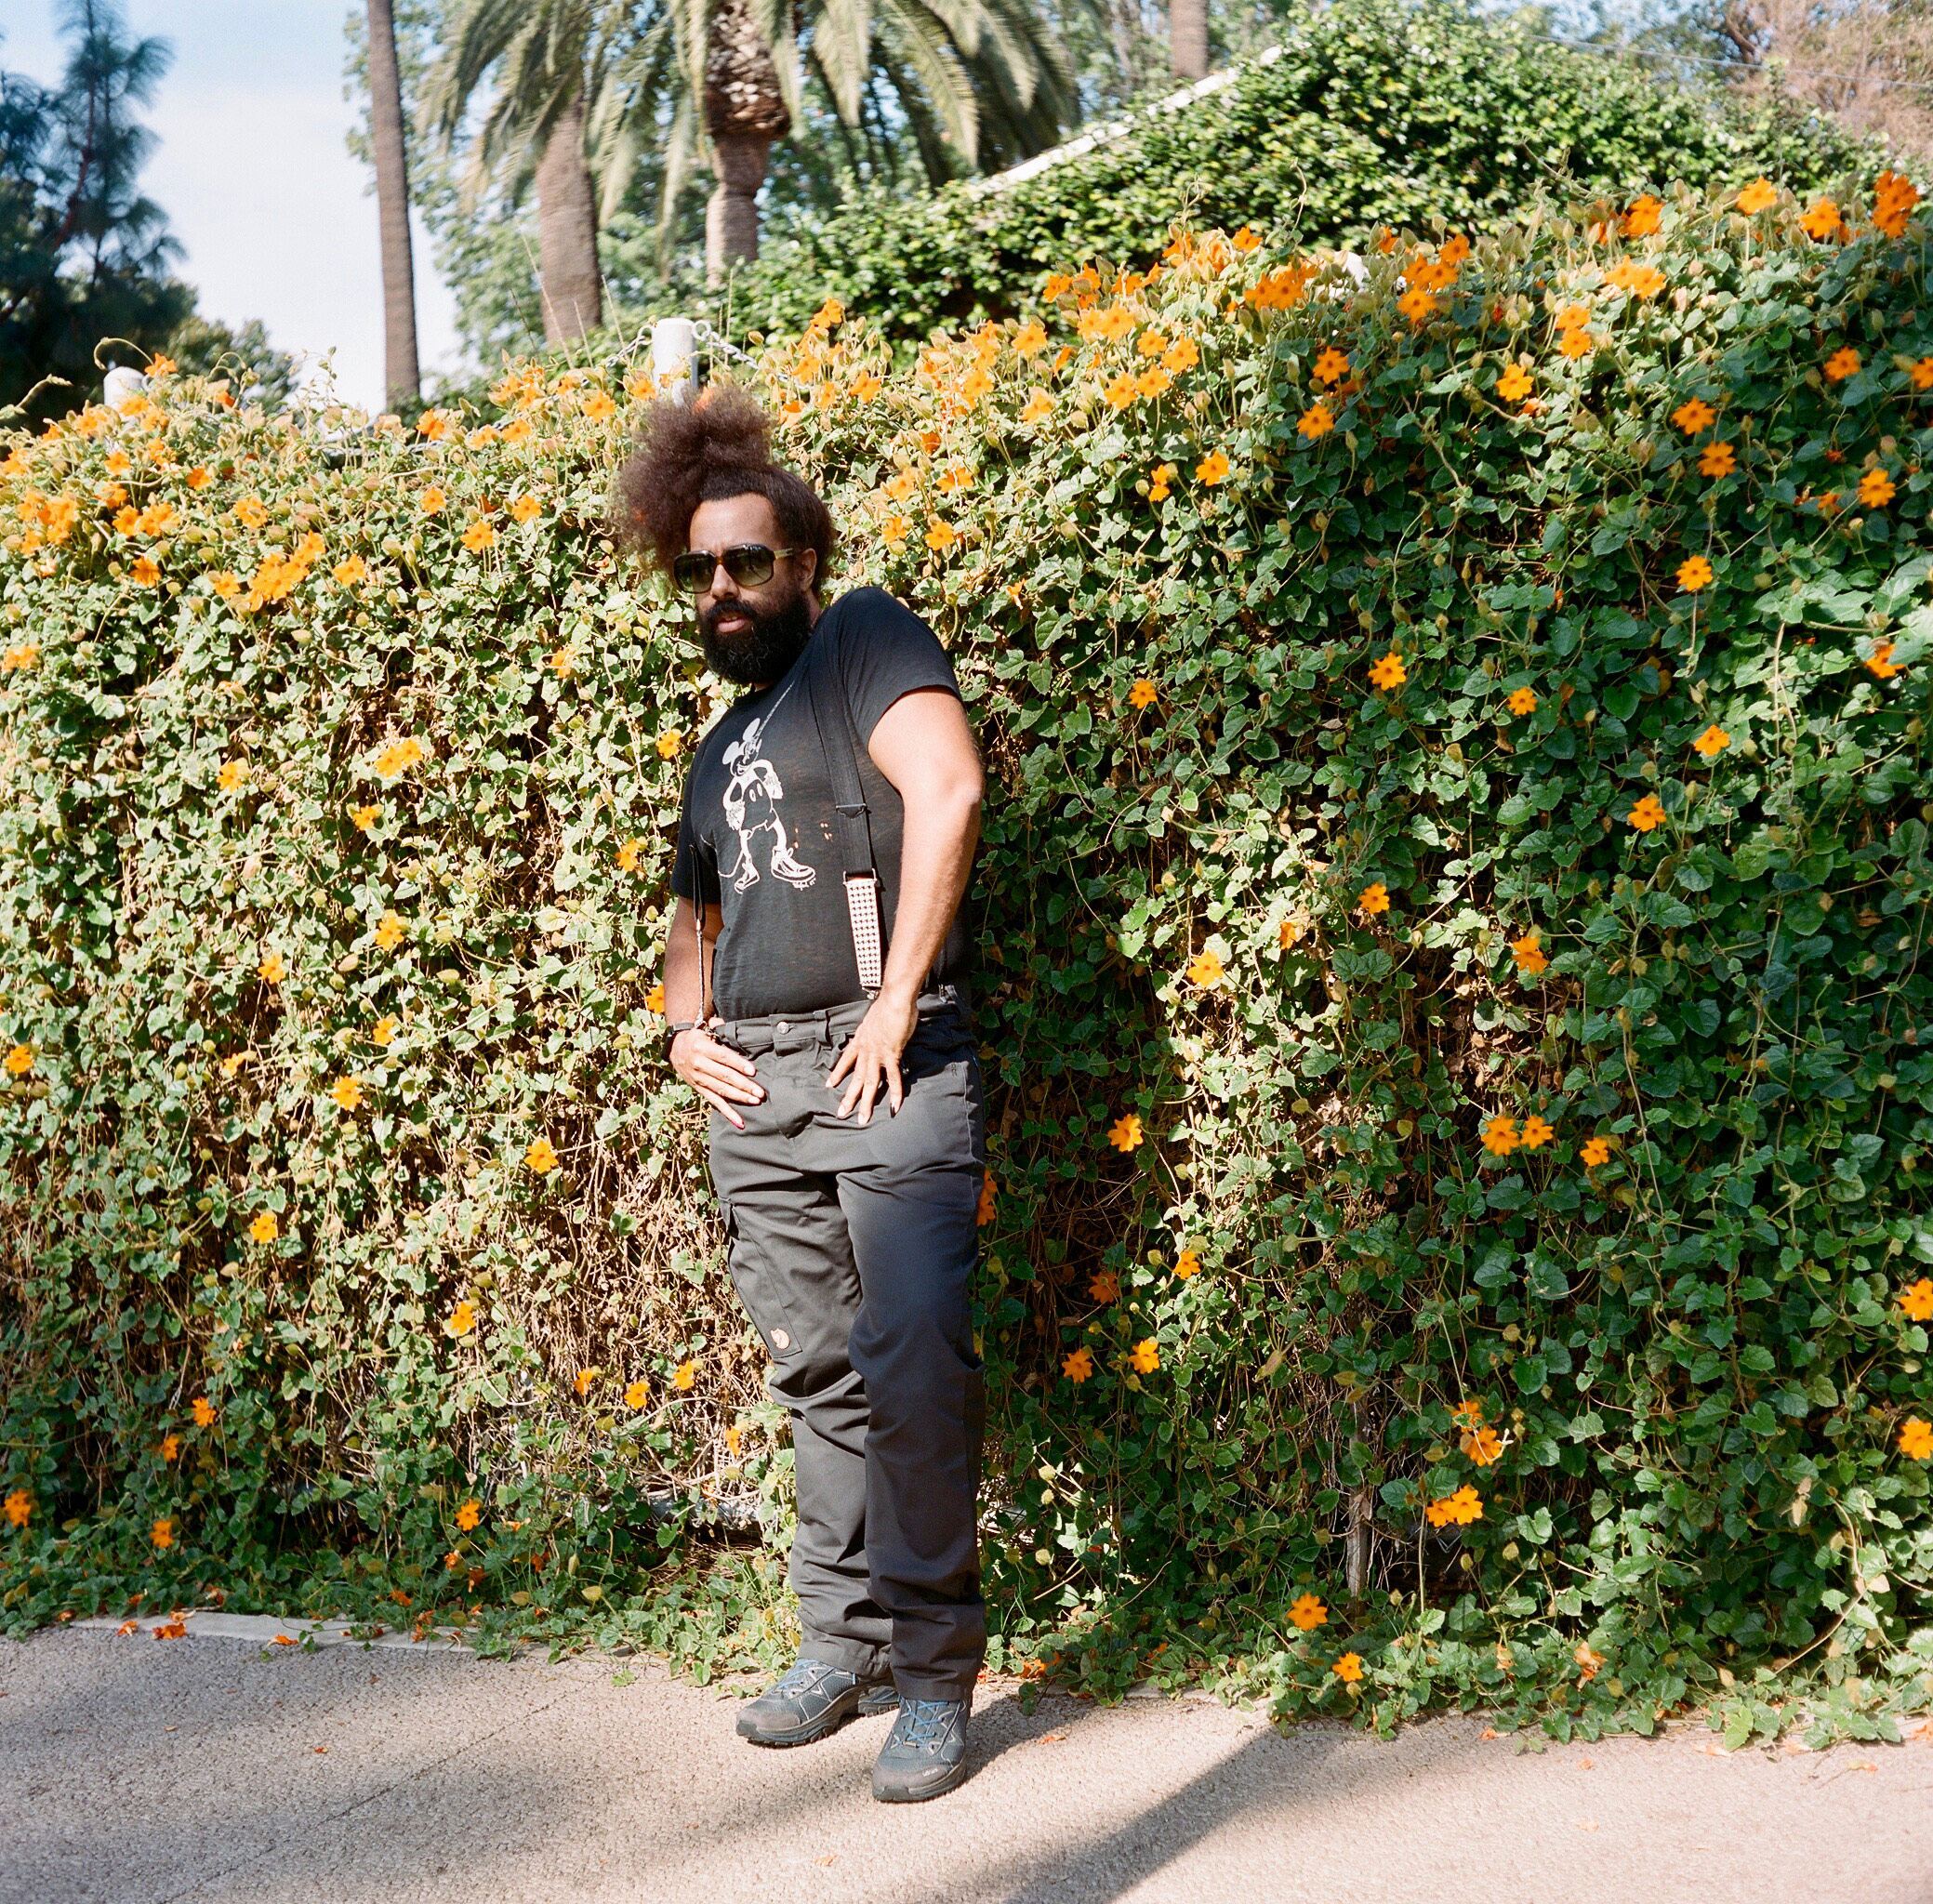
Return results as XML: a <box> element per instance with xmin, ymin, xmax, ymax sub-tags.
<box><xmin>774</xmin><ymin>1659</ymin><xmax>849</xmax><ymax>1698</ymax></box>
<box><xmin>895</xmin><ymin>1699</ymin><xmax>956</xmax><ymax>1748</ymax></box>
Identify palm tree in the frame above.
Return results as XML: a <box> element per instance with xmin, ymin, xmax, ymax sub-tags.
<box><xmin>431</xmin><ymin>0</ymin><xmax>1083</xmax><ymax>313</ymax></box>
<box><xmin>1170</xmin><ymin>0</ymin><xmax>1208</xmax><ymax>79</ymax></box>
<box><xmin>365</xmin><ymin>0</ymin><xmax>420</xmax><ymax>403</ymax></box>
<box><xmin>424</xmin><ymin>1</ymin><xmax>609</xmax><ymax>343</ymax></box>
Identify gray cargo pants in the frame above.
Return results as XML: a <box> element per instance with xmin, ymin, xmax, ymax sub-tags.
<box><xmin>706</xmin><ymin>984</ymin><xmax>987</xmax><ymax>1701</ymax></box>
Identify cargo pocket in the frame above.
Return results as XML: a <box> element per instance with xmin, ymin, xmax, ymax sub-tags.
<box><xmin>721</xmin><ymin>1201</ymin><xmax>803</xmax><ymax>1364</ymax></box>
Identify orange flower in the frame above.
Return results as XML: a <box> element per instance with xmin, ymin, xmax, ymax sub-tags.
<box><xmin>152</xmin><ymin>1516</ymin><xmax>175</xmax><ymax>1549</ymax></box>
<box><xmin>1671</xmin><ymin>398</ymin><xmax>1716</xmax><ymax>435</ymax></box>
<box><xmin>330</xmin><ymin>1077</ymin><xmax>364</xmax><ymax>1111</ymax></box>
<box><xmin>1108</xmin><ymin>1113</ymin><xmax>1144</xmax><ymax>1152</ymax></box>
<box><xmin>1463</xmin><ymin>1423</ymin><xmax>1503</xmax><ymax>1465</ymax></box>
<box><xmin>1510</xmin><ymin>931</ymin><xmax>1547</xmax><ymax>975</ymax></box>
<box><xmin>419</xmin><ymin>486</ymin><xmax>447</xmax><ymax>515</ymax></box>
<box><xmin>1912</xmin><ymin>358</ymin><xmax>1933</xmax><ymax>391</ymax></box>
<box><xmin>1312</xmin><ymin>346</ymin><xmax>1350</xmax><ymax>386</ymax></box>
<box><xmin>510</xmin><ymin>495</ymin><xmax>540</xmax><ymax>524</ymax></box>
<box><xmin>1859</xmin><ymin>468</ymin><xmax>1896</xmax><ymax>508</ymax></box>
<box><xmin>257</xmin><ymin>951</ymin><xmax>285</xmax><ymax>985</ymax></box>
<box><xmin>656</xmin><ymin>730</ymin><xmax>682</xmax><ymax>760</ymax></box>
<box><xmin>1481</xmin><ymin>1116</ymin><xmax>1518</xmax><ymax>1157</ymax></box>
<box><xmin>574</xmin><ymin>1368</ymin><xmax>597</xmax><ymax>1397</ymax></box>
<box><xmin>583</xmin><ymin>390</ymin><xmax>616</xmax><ymax>423</ymax></box>
<box><xmin>372</xmin><ymin>1016</ymin><xmax>398</xmax><ymax>1047</ymax></box>
<box><xmin>1174</xmin><ymin>1248</ymin><xmax>1201</xmax><ymax>1279</ymax></box>
<box><xmin>1195</xmin><ymin>448</ymin><xmax>1231</xmax><ymax>485</ymax></box>
<box><xmin>673</xmin><ymin>1359</ymin><xmax>697</xmax><ymax>1392</ymax></box>
<box><xmin>4</xmin><ymin>1488</ymin><xmax>33</xmax><ymax>1527</ymax></box>
<box><xmin>525</xmin><ymin>1136</ymin><xmax>560</xmax><ymax>1174</ymax></box>
<box><xmin>1105</xmin><ymin>372</ymin><xmax>1139</xmax><ymax>412</ymax></box>
<box><xmin>1506</xmin><ymin>686</ymin><xmax>1537</xmax><ymax>716</ymax></box>
<box><xmin>1357</xmin><ymin>882</ymin><xmax>1390</xmax><ymax>916</ymax></box>
<box><xmin>1129</xmin><ymin>1338</ymin><xmax>1160</xmax><ymax>1374</ymax></box>
<box><xmin>1397</xmin><ymin>286</ymin><xmax>1437</xmax><ymax>325</ymax></box>
<box><xmin>1608</xmin><ymin>259</ymin><xmax>1666</xmax><ymax>299</ymax></box>
<box><xmin>1424</xmin><ymin>1485</ymin><xmax>1482</xmax><ymax>1527</ymax></box>
<box><xmin>462</xmin><ymin>519</ymin><xmax>496</xmax><ymax>551</ymax></box>
<box><xmin>626</xmin><ymin>1380</ymin><xmax>650</xmax><ymax>1408</ymax></box>
<box><xmin>1278</xmin><ymin>917</ymin><xmax>1305</xmax><ymax>950</ymax></box>
<box><xmin>232</xmin><ymin>496</ymin><xmax>268</xmax><ymax>528</ymax></box>
<box><xmin>455</xmin><ymin>1497</ymin><xmax>482</xmax><ymax>1529</ymax></box>
<box><xmin>1298</xmin><ymin>402</ymin><xmax>1335</xmax><ymax>440</ymax></box>
<box><xmin>210</xmin><ymin>572</ymin><xmax>240</xmax><ymax>599</ymax></box>
<box><xmin>1899</xmin><ymin>1277</ymin><xmax>1933</xmax><ymax>1321</ymax></box>
<box><xmin>186</xmin><ymin>466</ymin><xmax>212</xmax><ymax>490</ymax></box>
<box><xmin>1698</xmin><ymin>442</ymin><xmax>1736</xmax><ymax>478</ymax></box>
<box><xmin>249</xmin><ymin>1210</ymin><xmax>279</xmax><ymax>1245</ymax></box>
<box><xmin>192</xmin><ymin>1396</ymin><xmax>217</xmax><ymax>1427</ymax></box>
<box><xmin>1369</xmin><ymin>651</ymin><xmax>1407</xmax><ymax>691</ymax></box>
<box><xmin>445</xmin><ymin>1301</ymin><xmax>477</xmax><ymax>1337</ymax></box>
<box><xmin>1162</xmin><ymin>337</ymin><xmax>1199</xmax><ymax>373</ymax></box>
<box><xmin>1128</xmin><ymin>678</ymin><xmax>1158</xmax><ymax>708</ymax></box>
<box><xmin>1675</xmin><ymin>555</ymin><xmax>1714</xmax><ymax>592</ymax></box>
<box><xmin>1497</xmin><ymin>364</ymin><xmax>1534</xmax><ymax>403</ymax></box>
<box><xmin>1866</xmin><ymin>641</ymin><xmax>1902</xmax><ymax>680</ymax></box>
<box><xmin>1622</xmin><ymin>193</ymin><xmax>1663</xmax><ymax>237</ymax></box>
<box><xmin>1692</xmin><ymin>723</ymin><xmax>1730</xmax><ymax>758</ymax></box>
<box><xmin>1519</xmin><ymin>1114</ymin><xmax>1555</xmax><ymax>1149</ymax></box>
<box><xmin>644</xmin><ymin>983</ymin><xmax>666</xmax><ymax>1013</ymax></box>
<box><xmin>1289</xmin><ymin>1593</ymin><xmax>1328</xmax><ymax>1631</ymax></box>
<box><xmin>350</xmin><ymin>803</ymin><xmax>379</xmax><ymax>831</ymax></box>
<box><xmin>1556</xmin><ymin>325</ymin><xmax>1593</xmax><ymax>361</ymax></box>
<box><xmin>1019</xmin><ymin>390</ymin><xmax>1053</xmax><ymax>424</ymax></box>
<box><xmin>218</xmin><ymin>759</ymin><xmax>248</xmax><ymax>794</ymax></box>
<box><xmin>1799</xmin><ymin>197</ymin><xmax>1843</xmax><ymax>241</ymax></box>
<box><xmin>1579</xmin><ymin>1137</ymin><xmax>1611</xmax><ymax>1168</ymax></box>
<box><xmin>333</xmin><ymin>554</ymin><xmax>369</xmax><ymax>586</ymax></box>
<box><xmin>616</xmin><ymin>837</ymin><xmax>646</xmax><ymax>873</ymax></box>
<box><xmin>1332</xmin><ymin>1653</ymin><xmax>1364</xmax><ymax>1684</ymax></box>
<box><xmin>1013</xmin><ymin>320</ymin><xmax>1048</xmax><ymax>357</ymax></box>
<box><xmin>1873</xmin><ymin>169</ymin><xmax>1920</xmax><ymax>237</ymax></box>
<box><xmin>1736</xmin><ymin>178</ymin><xmax>1777</xmax><ymax>215</ymax></box>
<box><xmin>1626</xmin><ymin>794</ymin><xmax>1668</xmax><ymax>832</ymax></box>
<box><xmin>1900</xmin><ymin>1418</ymin><xmax>1933</xmax><ymax>1461</ymax></box>
<box><xmin>1575</xmin><ymin>1643</ymin><xmax>1606</xmax><ymax>1683</ymax></box>
<box><xmin>131</xmin><ymin>556</ymin><xmax>160</xmax><ymax>586</ymax></box>
<box><xmin>977</xmin><ymin>1170</ymin><xmax>997</xmax><ymax>1225</ymax></box>
<box><xmin>1063</xmin><ymin>1346</ymin><xmax>1093</xmax><ymax>1383</ymax></box>
<box><xmin>1823</xmin><ymin>346</ymin><xmax>1861</xmax><ymax>382</ymax></box>
<box><xmin>924</xmin><ymin>520</ymin><xmax>957</xmax><ymax>552</ymax></box>
<box><xmin>1185</xmin><ymin>949</ymin><xmax>1225</xmax><ymax>986</ymax></box>
<box><xmin>1090</xmin><ymin>1270</ymin><xmax>1120</xmax><ymax>1302</ymax></box>
<box><xmin>374</xmin><ymin>910</ymin><xmax>407</xmax><ymax>951</ymax></box>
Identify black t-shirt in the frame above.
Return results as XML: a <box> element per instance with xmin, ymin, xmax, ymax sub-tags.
<box><xmin>669</xmin><ymin>587</ymin><xmax>973</xmax><ymax>1020</ymax></box>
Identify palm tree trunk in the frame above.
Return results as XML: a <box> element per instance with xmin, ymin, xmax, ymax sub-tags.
<box><xmin>706</xmin><ymin>134</ymin><xmax>773</xmax><ymax>283</ymax></box>
<box><xmin>364</xmin><ymin>0</ymin><xmax>419</xmax><ymax>406</ymax></box>
<box><xmin>703</xmin><ymin>0</ymin><xmax>790</xmax><ymax>286</ymax></box>
<box><xmin>535</xmin><ymin>91</ymin><xmax>602</xmax><ymax>343</ymax></box>
<box><xmin>1170</xmin><ymin>0</ymin><xmax>1208</xmax><ymax>79</ymax></box>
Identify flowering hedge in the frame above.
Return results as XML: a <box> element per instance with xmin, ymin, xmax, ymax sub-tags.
<box><xmin>7</xmin><ymin>173</ymin><xmax>1933</xmax><ymax>1743</ymax></box>
<box><xmin>706</xmin><ymin>0</ymin><xmax>1865</xmax><ymax>357</ymax></box>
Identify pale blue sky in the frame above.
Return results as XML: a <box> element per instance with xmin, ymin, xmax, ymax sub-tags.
<box><xmin>6</xmin><ymin>1</ymin><xmax>461</xmax><ymax>407</ymax></box>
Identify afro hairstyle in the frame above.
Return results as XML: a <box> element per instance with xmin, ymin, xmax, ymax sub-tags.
<box><xmin>609</xmin><ymin>381</ymin><xmax>835</xmax><ymax>584</ymax></box>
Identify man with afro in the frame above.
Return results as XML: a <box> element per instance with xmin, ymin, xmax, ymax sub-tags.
<box><xmin>614</xmin><ymin>383</ymin><xmax>987</xmax><ymax>1802</ymax></box>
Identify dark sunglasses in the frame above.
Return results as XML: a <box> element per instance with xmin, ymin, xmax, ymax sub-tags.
<box><xmin>671</xmin><ymin>543</ymin><xmax>801</xmax><ymax>593</ymax></box>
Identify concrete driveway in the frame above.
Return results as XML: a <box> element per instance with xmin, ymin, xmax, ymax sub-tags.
<box><xmin>3</xmin><ymin>1614</ymin><xmax>1929</xmax><ymax>1903</ymax></box>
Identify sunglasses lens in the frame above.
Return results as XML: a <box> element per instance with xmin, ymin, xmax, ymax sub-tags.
<box><xmin>722</xmin><ymin>546</ymin><xmax>775</xmax><ymax>588</ymax></box>
<box><xmin>672</xmin><ymin>551</ymin><xmax>710</xmax><ymax>591</ymax></box>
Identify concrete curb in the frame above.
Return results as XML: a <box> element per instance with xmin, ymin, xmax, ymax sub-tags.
<box><xmin>64</xmin><ymin>1608</ymin><xmax>1236</xmax><ymax>1703</ymax></box>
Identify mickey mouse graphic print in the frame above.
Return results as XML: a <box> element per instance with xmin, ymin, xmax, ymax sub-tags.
<box><xmin>670</xmin><ymin>587</ymin><xmax>974</xmax><ymax>1020</ymax></box>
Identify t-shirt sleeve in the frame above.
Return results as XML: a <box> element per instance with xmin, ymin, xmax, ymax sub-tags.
<box><xmin>668</xmin><ymin>767</ymin><xmax>719</xmax><ymax>906</ymax></box>
<box><xmin>832</xmin><ymin>588</ymin><xmax>962</xmax><ymax>743</ymax></box>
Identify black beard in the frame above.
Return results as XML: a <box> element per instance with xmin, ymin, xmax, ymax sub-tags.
<box><xmin>699</xmin><ymin>587</ymin><xmax>814</xmax><ymax>685</ymax></box>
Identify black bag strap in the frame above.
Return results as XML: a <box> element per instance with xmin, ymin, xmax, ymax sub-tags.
<box><xmin>803</xmin><ymin>614</ymin><xmax>875</xmax><ymax>879</ymax></box>
<box><xmin>802</xmin><ymin>612</ymin><xmax>886</xmax><ymax>995</ymax></box>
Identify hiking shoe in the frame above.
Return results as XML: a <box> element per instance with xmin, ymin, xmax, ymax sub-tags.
<box><xmin>871</xmin><ymin>1696</ymin><xmax>971</xmax><ymax>1802</ymax></box>
<box><xmin>735</xmin><ymin>1658</ymin><xmax>899</xmax><ymax>1747</ymax></box>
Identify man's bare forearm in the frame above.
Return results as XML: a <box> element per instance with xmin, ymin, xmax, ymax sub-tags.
<box><xmin>661</xmin><ymin>895</ymin><xmax>719</xmax><ymax>1024</ymax></box>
